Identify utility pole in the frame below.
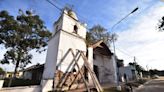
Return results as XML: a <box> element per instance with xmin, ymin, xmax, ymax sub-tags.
<box><xmin>134</xmin><ymin>56</ymin><xmax>136</xmax><ymax>62</ymax></box>
<box><xmin>134</xmin><ymin>56</ymin><xmax>137</xmax><ymax>65</ymax></box>
<box><xmin>111</xmin><ymin>7</ymin><xmax>139</xmax><ymax>91</ymax></box>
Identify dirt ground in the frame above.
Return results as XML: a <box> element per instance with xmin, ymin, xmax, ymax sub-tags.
<box><xmin>134</xmin><ymin>76</ymin><xmax>164</xmax><ymax>92</ymax></box>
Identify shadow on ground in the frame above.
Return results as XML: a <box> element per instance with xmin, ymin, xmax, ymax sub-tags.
<box><xmin>135</xmin><ymin>78</ymin><xmax>164</xmax><ymax>92</ymax></box>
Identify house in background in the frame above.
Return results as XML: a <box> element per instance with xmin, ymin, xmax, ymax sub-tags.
<box><xmin>19</xmin><ymin>40</ymin><xmax>118</xmax><ymax>85</ymax></box>
<box><xmin>5</xmin><ymin>71</ymin><xmax>23</xmax><ymax>78</ymax></box>
<box><xmin>119</xmin><ymin>65</ymin><xmax>138</xmax><ymax>82</ymax></box>
<box><xmin>89</xmin><ymin>40</ymin><xmax>117</xmax><ymax>84</ymax></box>
<box><xmin>0</xmin><ymin>71</ymin><xmax>5</xmax><ymax>79</ymax></box>
<box><xmin>5</xmin><ymin>64</ymin><xmax>43</xmax><ymax>81</ymax></box>
<box><xmin>22</xmin><ymin>64</ymin><xmax>44</xmax><ymax>81</ymax></box>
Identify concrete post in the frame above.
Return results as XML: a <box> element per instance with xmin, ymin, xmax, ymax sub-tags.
<box><xmin>87</xmin><ymin>47</ymin><xmax>94</xmax><ymax>85</ymax></box>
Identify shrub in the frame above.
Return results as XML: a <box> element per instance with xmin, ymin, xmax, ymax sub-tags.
<box><xmin>3</xmin><ymin>78</ymin><xmax>40</xmax><ymax>87</ymax></box>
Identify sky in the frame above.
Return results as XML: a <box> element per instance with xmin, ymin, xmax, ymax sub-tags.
<box><xmin>0</xmin><ymin>0</ymin><xmax>164</xmax><ymax>71</ymax></box>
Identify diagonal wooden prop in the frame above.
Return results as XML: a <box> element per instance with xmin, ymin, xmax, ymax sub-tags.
<box><xmin>54</xmin><ymin>48</ymin><xmax>103</xmax><ymax>92</ymax></box>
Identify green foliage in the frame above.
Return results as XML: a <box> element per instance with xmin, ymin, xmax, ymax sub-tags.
<box><xmin>117</xmin><ymin>59</ymin><xmax>124</xmax><ymax>68</ymax></box>
<box><xmin>0</xmin><ymin>67</ymin><xmax>5</xmax><ymax>74</ymax></box>
<box><xmin>158</xmin><ymin>16</ymin><xmax>164</xmax><ymax>31</ymax></box>
<box><xmin>149</xmin><ymin>69</ymin><xmax>158</xmax><ymax>76</ymax></box>
<box><xmin>0</xmin><ymin>10</ymin><xmax>51</xmax><ymax>76</ymax></box>
<box><xmin>129</xmin><ymin>62</ymin><xmax>145</xmax><ymax>74</ymax></box>
<box><xmin>3</xmin><ymin>78</ymin><xmax>40</xmax><ymax>87</ymax></box>
<box><xmin>86</xmin><ymin>24</ymin><xmax>116</xmax><ymax>46</ymax></box>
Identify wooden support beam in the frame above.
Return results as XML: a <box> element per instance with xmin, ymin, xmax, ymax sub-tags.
<box><xmin>68</xmin><ymin>65</ymin><xmax>85</xmax><ymax>90</ymax></box>
<box><xmin>80</xmin><ymin>52</ymin><xmax>103</xmax><ymax>92</ymax></box>
<box><xmin>57</xmin><ymin>51</ymin><xmax>80</xmax><ymax>88</ymax></box>
<box><xmin>73</xmin><ymin>61</ymin><xmax>90</xmax><ymax>92</ymax></box>
<box><xmin>59</xmin><ymin>52</ymin><xmax>81</xmax><ymax>89</ymax></box>
<box><xmin>56</xmin><ymin>48</ymin><xmax>72</xmax><ymax>68</ymax></box>
<box><xmin>54</xmin><ymin>49</ymin><xmax>103</xmax><ymax>92</ymax></box>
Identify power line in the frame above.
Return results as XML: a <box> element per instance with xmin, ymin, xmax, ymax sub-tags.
<box><xmin>115</xmin><ymin>47</ymin><xmax>134</xmax><ymax>58</ymax></box>
<box><xmin>47</xmin><ymin>0</ymin><xmax>136</xmax><ymax>59</ymax></box>
<box><xmin>46</xmin><ymin>0</ymin><xmax>92</xmax><ymax>29</ymax></box>
<box><xmin>115</xmin><ymin>47</ymin><xmax>142</xmax><ymax>62</ymax></box>
<box><xmin>46</xmin><ymin>0</ymin><xmax>62</xmax><ymax>11</ymax></box>
<box><xmin>46</xmin><ymin>0</ymin><xmax>142</xmax><ymax>63</ymax></box>
<box><xmin>116</xmin><ymin>47</ymin><xmax>145</xmax><ymax>65</ymax></box>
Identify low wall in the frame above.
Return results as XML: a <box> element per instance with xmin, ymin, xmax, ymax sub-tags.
<box><xmin>0</xmin><ymin>85</ymin><xmax>41</xmax><ymax>92</ymax></box>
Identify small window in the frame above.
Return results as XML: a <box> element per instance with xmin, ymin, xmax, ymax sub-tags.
<box><xmin>73</xmin><ymin>25</ymin><xmax>78</xmax><ymax>34</ymax></box>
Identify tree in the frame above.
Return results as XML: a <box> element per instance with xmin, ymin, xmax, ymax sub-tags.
<box><xmin>86</xmin><ymin>24</ymin><xmax>117</xmax><ymax>46</ymax></box>
<box><xmin>0</xmin><ymin>67</ymin><xmax>5</xmax><ymax>75</ymax></box>
<box><xmin>117</xmin><ymin>59</ymin><xmax>124</xmax><ymax>81</ymax></box>
<box><xmin>0</xmin><ymin>10</ymin><xmax>51</xmax><ymax>77</ymax></box>
<box><xmin>158</xmin><ymin>16</ymin><xmax>164</xmax><ymax>31</ymax></box>
<box><xmin>117</xmin><ymin>59</ymin><xmax>124</xmax><ymax>68</ymax></box>
<box><xmin>149</xmin><ymin>69</ymin><xmax>158</xmax><ymax>76</ymax></box>
<box><xmin>129</xmin><ymin>62</ymin><xmax>145</xmax><ymax>74</ymax></box>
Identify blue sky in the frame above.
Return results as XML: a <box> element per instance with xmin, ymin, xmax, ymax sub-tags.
<box><xmin>1</xmin><ymin>0</ymin><xmax>164</xmax><ymax>71</ymax></box>
<box><xmin>0</xmin><ymin>0</ymin><xmax>157</xmax><ymax>31</ymax></box>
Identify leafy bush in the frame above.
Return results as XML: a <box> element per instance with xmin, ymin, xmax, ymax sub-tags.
<box><xmin>3</xmin><ymin>78</ymin><xmax>40</xmax><ymax>87</ymax></box>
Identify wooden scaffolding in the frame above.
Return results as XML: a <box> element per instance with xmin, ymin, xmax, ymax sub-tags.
<box><xmin>53</xmin><ymin>48</ymin><xmax>103</xmax><ymax>92</ymax></box>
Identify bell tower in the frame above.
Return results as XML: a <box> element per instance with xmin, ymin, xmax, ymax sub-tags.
<box><xmin>41</xmin><ymin>8</ymin><xmax>87</xmax><ymax>92</ymax></box>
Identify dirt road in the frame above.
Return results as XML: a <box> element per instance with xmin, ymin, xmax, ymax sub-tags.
<box><xmin>134</xmin><ymin>77</ymin><xmax>164</xmax><ymax>92</ymax></box>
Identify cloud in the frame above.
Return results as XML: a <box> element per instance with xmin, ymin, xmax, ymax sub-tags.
<box><xmin>0</xmin><ymin>0</ymin><xmax>162</xmax><ymax>71</ymax></box>
<box><xmin>0</xmin><ymin>45</ymin><xmax>15</xmax><ymax>71</ymax></box>
<box><xmin>0</xmin><ymin>45</ymin><xmax>47</xmax><ymax>71</ymax></box>
<box><xmin>115</xmin><ymin>2</ymin><xmax>164</xmax><ymax>70</ymax></box>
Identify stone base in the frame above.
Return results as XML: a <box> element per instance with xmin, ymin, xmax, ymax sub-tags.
<box><xmin>116</xmin><ymin>85</ymin><xmax>122</xmax><ymax>91</ymax></box>
<box><xmin>41</xmin><ymin>79</ymin><xmax>54</xmax><ymax>92</ymax></box>
<box><xmin>0</xmin><ymin>80</ymin><xmax>4</xmax><ymax>89</ymax></box>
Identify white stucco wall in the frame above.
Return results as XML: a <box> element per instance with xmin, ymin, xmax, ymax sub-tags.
<box><xmin>55</xmin><ymin>11</ymin><xmax>87</xmax><ymax>72</ymax></box>
<box><xmin>57</xmin><ymin>31</ymin><xmax>86</xmax><ymax>72</ymax></box>
<box><xmin>23</xmin><ymin>71</ymin><xmax>32</xmax><ymax>80</ymax></box>
<box><xmin>119</xmin><ymin>66</ymin><xmax>137</xmax><ymax>81</ymax></box>
<box><xmin>42</xmin><ymin>33</ymin><xmax>60</xmax><ymax>79</ymax></box>
<box><xmin>62</xmin><ymin>13</ymin><xmax>86</xmax><ymax>38</ymax></box>
<box><xmin>93</xmin><ymin>54</ymin><xmax>116</xmax><ymax>84</ymax></box>
<box><xmin>41</xmin><ymin>10</ymin><xmax>87</xmax><ymax>92</ymax></box>
<box><xmin>87</xmin><ymin>47</ymin><xmax>94</xmax><ymax>85</ymax></box>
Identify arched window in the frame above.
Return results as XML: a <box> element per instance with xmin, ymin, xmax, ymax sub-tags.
<box><xmin>73</xmin><ymin>25</ymin><xmax>78</xmax><ymax>34</ymax></box>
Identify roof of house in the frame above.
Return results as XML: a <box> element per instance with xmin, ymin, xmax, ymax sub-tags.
<box><xmin>22</xmin><ymin>64</ymin><xmax>44</xmax><ymax>71</ymax></box>
<box><xmin>91</xmin><ymin>40</ymin><xmax>113</xmax><ymax>56</ymax></box>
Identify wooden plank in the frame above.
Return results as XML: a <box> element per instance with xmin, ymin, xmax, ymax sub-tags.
<box><xmin>59</xmin><ymin>53</ymin><xmax>81</xmax><ymax>89</ymax></box>
<box><xmin>69</xmin><ymin>49</ymin><xmax>90</xmax><ymax>92</ymax></box>
<box><xmin>73</xmin><ymin>62</ymin><xmax>90</xmax><ymax>92</ymax></box>
<box><xmin>54</xmin><ymin>49</ymin><xmax>103</xmax><ymax>92</ymax></box>
<box><xmin>68</xmin><ymin>65</ymin><xmax>85</xmax><ymax>90</ymax></box>
<box><xmin>56</xmin><ymin>48</ymin><xmax>72</xmax><ymax>68</ymax></box>
<box><xmin>80</xmin><ymin>52</ymin><xmax>103</xmax><ymax>92</ymax></box>
<box><xmin>57</xmin><ymin>51</ymin><xmax>80</xmax><ymax>88</ymax></box>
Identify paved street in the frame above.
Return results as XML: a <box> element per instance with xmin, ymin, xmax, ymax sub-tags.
<box><xmin>134</xmin><ymin>77</ymin><xmax>164</xmax><ymax>92</ymax></box>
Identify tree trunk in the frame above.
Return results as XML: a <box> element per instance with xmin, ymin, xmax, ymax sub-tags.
<box><xmin>13</xmin><ymin>61</ymin><xmax>19</xmax><ymax>78</ymax></box>
<box><xmin>8</xmin><ymin>61</ymin><xmax>19</xmax><ymax>87</ymax></box>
